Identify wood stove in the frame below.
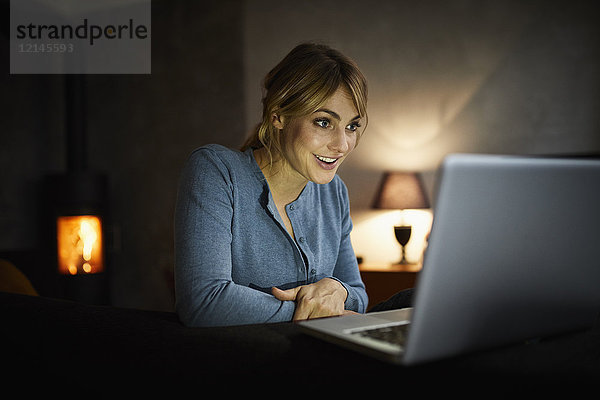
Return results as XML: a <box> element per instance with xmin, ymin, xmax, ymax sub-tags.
<box><xmin>43</xmin><ymin>75</ymin><xmax>109</xmax><ymax>304</ymax></box>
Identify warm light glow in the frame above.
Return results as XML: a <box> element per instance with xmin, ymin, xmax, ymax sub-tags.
<box><xmin>57</xmin><ymin>215</ymin><xmax>104</xmax><ymax>275</ymax></box>
<box><xmin>351</xmin><ymin>209</ymin><xmax>433</xmax><ymax>265</ymax></box>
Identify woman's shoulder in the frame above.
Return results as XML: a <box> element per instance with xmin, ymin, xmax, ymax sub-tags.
<box><xmin>328</xmin><ymin>174</ymin><xmax>349</xmax><ymax>194</ymax></box>
<box><xmin>190</xmin><ymin>143</ymin><xmax>242</xmax><ymax>160</ymax></box>
<box><xmin>179</xmin><ymin>145</ymin><xmax>256</xmax><ymax>188</ymax></box>
<box><xmin>310</xmin><ymin>174</ymin><xmax>349</xmax><ymax>202</ymax></box>
<box><xmin>187</xmin><ymin>144</ymin><xmax>249</xmax><ymax>170</ymax></box>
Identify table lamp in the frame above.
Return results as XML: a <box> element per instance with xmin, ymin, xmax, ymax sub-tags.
<box><xmin>372</xmin><ymin>172</ymin><xmax>430</xmax><ymax>264</ymax></box>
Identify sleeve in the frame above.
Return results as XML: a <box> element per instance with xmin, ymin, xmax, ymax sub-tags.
<box><xmin>173</xmin><ymin>148</ymin><xmax>295</xmax><ymax>327</ymax></box>
<box><xmin>329</xmin><ymin>180</ymin><xmax>369</xmax><ymax>313</ymax></box>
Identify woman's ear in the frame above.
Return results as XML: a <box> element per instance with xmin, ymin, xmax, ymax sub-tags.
<box><xmin>271</xmin><ymin>112</ymin><xmax>285</xmax><ymax>130</ymax></box>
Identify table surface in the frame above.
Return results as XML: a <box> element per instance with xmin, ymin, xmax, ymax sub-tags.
<box><xmin>2</xmin><ymin>292</ymin><xmax>599</xmax><ymax>393</ymax></box>
<box><xmin>359</xmin><ymin>262</ymin><xmax>423</xmax><ymax>272</ymax></box>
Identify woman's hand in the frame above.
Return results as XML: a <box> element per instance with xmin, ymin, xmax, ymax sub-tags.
<box><xmin>272</xmin><ymin>278</ymin><xmax>349</xmax><ymax>321</ymax></box>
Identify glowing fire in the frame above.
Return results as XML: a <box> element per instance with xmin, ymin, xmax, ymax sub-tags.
<box><xmin>57</xmin><ymin>215</ymin><xmax>104</xmax><ymax>275</ymax></box>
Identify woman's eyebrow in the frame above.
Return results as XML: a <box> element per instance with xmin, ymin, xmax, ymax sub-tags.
<box><xmin>314</xmin><ymin>108</ymin><xmax>361</xmax><ymax>121</ymax></box>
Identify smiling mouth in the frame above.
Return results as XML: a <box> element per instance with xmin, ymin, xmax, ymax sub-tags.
<box><xmin>313</xmin><ymin>154</ymin><xmax>342</xmax><ymax>171</ymax></box>
<box><xmin>314</xmin><ymin>154</ymin><xmax>339</xmax><ymax>164</ymax></box>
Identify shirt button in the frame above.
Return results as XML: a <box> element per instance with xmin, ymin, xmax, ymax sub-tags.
<box><xmin>310</xmin><ymin>269</ymin><xmax>316</xmax><ymax>275</ymax></box>
<box><xmin>289</xmin><ymin>204</ymin><xmax>295</xmax><ymax>211</ymax></box>
<box><xmin>298</xmin><ymin>237</ymin><xmax>305</xmax><ymax>243</ymax></box>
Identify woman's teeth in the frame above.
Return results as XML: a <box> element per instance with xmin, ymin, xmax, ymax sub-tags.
<box><xmin>315</xmin><ymin>155</ymin><xmax>337</xmax><ymax>163</ymax></box>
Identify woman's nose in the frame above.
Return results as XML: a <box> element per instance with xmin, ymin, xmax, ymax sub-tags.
<box><xmin>328</xmin><ymin>127</ymin><xmax>350</xmax><ymax>153</ymax></box>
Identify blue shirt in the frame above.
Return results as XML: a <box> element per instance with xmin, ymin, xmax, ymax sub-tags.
<box><xmin>174</xmin><ymin>144</ymin><xmax>368</xmax><ymax>326</ymax></box>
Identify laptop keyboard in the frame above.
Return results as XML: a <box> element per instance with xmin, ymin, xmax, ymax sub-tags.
<box><xmin>350</xmin><ymin>323</ymin><xmax>409</xmax><ymax>346</ymax></box>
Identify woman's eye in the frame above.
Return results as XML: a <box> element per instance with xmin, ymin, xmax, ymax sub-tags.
<box><xmin>347</xmin><ymin>122</ymin><xmax>361</xmax><ymax>132</ymax></box>
<box><xmin>314</xmin><ymin>118</ymin><xmax>330</xmax><ymax>128</ymax></box>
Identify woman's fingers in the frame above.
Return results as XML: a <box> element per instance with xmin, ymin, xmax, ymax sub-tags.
<box><xmin>271</xmin><ymin>286</ymin><xmax>300</xmax><ymax>301</ymax></box>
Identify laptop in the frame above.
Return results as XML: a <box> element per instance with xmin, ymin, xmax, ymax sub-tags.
<box><xmin>298</xmin><ymin>153</ymin><xmax>600</xmax><ymax>365</ymax></box>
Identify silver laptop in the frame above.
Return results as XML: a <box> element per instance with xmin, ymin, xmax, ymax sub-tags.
<box><xmin>299</xmin><ymin>153</ymin><xmax>600</xmax><ymax>365</ymax></box>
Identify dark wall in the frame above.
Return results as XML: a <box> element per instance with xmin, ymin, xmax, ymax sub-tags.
<box><xmin>0</xmin><ymin>0</ymin><xmax>245</xmax><ymax>311</ymax></box>
<box><xmin>243</xmin><ymin>0</ymin><xmax>600</xmax><ymax>210</ymax></box>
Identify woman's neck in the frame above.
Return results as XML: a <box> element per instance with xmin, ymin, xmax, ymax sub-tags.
<box><xmin>254</xmin><ymin>147</ymin><xmax>307</xmax><ymax>206</ymax></box>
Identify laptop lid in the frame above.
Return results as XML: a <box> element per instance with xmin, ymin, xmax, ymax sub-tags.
<box><xmin>403</xmin><ymin>154</ymin><xmax>600</xmax><ymax>364</ymax></box>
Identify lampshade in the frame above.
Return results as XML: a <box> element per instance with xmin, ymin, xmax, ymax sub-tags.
<box><xmin>372</xmin><ymin>172</ymin><xmax>430</xmax><ymax>209</ymax></box>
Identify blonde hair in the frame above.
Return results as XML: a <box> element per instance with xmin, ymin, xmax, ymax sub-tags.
<box><xmin>241</xmin><ymin>42</ymin><xmax>368</xmax><ymax>166</ymax></box>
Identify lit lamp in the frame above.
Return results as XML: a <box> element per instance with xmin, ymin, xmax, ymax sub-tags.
<box><xmin>372</xmin><ymin>172</ymin><xmax>430</xmax><ymax>264</ymax></box>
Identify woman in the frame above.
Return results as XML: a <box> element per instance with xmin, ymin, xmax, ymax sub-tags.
<box><xmin>174</xmin><ymin>42</ymin><xmax>369</xmax><ymax>327</ymax></box>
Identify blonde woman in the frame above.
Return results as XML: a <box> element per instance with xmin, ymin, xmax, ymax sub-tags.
<box><xmin>174</xmin><ymin>43</ymin><xmax>369</xmax><ymax>327</ymax></box>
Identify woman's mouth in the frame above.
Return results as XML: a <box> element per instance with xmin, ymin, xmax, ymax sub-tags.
<box><xmin>314</xmin><ymin>154</ymin><xmax>341</xmax><ymax>170</ymax></box>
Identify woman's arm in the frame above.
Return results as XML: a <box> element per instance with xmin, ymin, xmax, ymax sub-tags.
<box><xmin>330</xmin><ymin>178</ymin><xmax>368</xmax><ymax>313</ymax></box>
<box><xmin>174</xmin><ymin>148</ymin><xmax>295</xmax><ymax>326</ymax></box>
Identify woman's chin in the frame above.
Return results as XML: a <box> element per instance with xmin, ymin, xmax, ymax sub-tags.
<box><xmin>310</xmin><ymin>170</ymin><xmax>338</xmax><ymax>185</ymax></box>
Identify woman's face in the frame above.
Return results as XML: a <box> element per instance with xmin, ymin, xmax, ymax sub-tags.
<box><xmin>274</xmin><ymin>87</ymin><xmax>363</xmax><ymax>185</ymax></box>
